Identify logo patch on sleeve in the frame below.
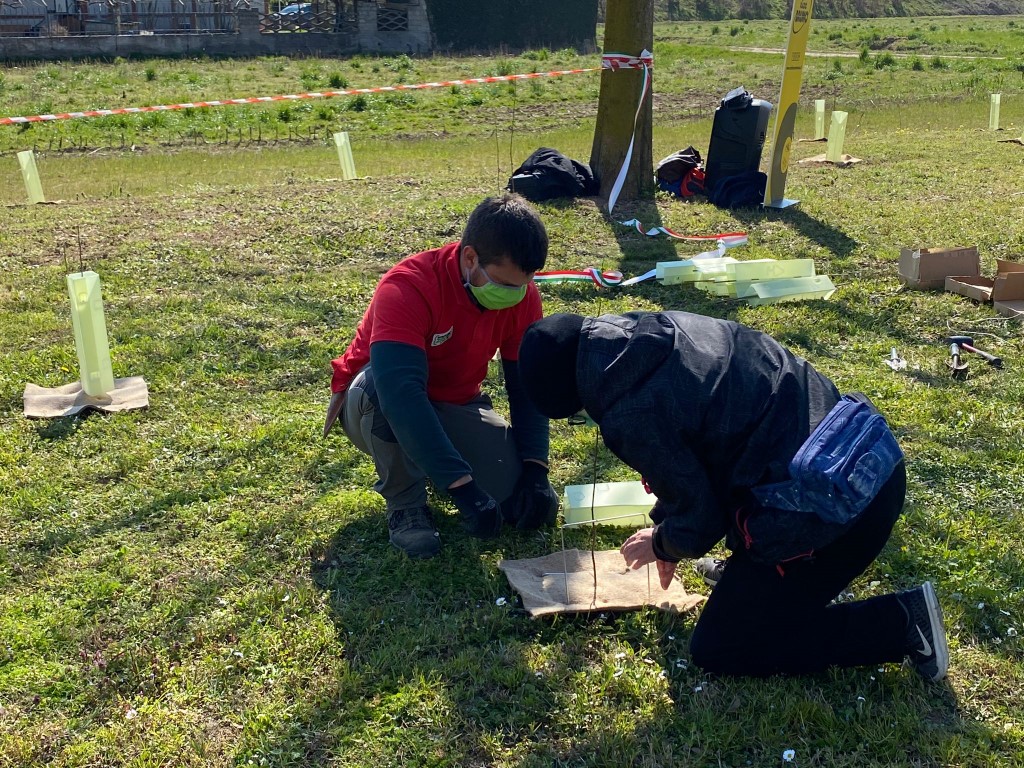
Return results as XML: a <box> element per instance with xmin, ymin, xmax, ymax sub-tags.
<box><xmin>431</xmin><ymin>326</ymin><xmax>454</xmax><ymax>347</ymax></box>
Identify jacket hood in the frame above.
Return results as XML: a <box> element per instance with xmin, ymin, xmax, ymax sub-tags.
<box><xmin>577</xmin><ymin>313</ymin><xmax>689</xmax><ymax>420</ymax></box>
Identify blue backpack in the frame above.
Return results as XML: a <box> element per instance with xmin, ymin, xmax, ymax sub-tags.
<box><xmin>751</xmin><ymin>394</ymin><xmax>904</xmax><ymax>525</ymax></box>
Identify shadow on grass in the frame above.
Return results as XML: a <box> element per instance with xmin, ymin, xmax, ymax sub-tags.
<box><xmin>289</xmin><ymin>496</ymin><xmax>1003</xmax><ymax>765</ymax></box>
<box><xmin>32</xmin><ymin>414</ymin><xmax>87</xmax><ymax>440</ymax></box>
<box><xmin>301</xmin><ymin>511</ymin><xmax>660</xmax><ymax>763</ymax></box>
<box><xmin>605</xmin><ymin>199</ymin><xmax>682</xmax><ymax>277</ymax></box>
<box><xmin>730</xmin><ymin>204</ymin><xmax>861</xmax><ymax>260</ymax></box>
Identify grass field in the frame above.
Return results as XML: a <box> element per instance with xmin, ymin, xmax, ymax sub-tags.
<box><xmin>2</xmin><ymin>16</ymin><xmax>1024</xmax><ymax>768</ymax></box>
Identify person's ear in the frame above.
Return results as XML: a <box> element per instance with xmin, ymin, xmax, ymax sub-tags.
<box><xmin>460</xmin><ymin>245</ymin><xmax>479</xmax><ymax>273</ymax></box>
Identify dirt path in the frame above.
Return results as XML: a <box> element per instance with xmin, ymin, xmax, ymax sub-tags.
<box><xmin>727</xmin><ymin>45</ymin><xmax>1005</xmax><ymax>60</ymax></box>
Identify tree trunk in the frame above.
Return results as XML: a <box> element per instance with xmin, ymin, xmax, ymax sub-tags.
<box><xmin>590</xmin><ymin>0</ymin><xmax>655</xmax><ymax>210</ymax></box>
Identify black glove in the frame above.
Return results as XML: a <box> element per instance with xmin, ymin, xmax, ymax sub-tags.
<box><xmin>505</xmin><ymin>462</ymin><xmax>559</xmax><ymax>531</ymax></box>
<box><xmin>448</xmin><ymin>480</ymin><xmax>502</xmax><ymax>538</ymax></box>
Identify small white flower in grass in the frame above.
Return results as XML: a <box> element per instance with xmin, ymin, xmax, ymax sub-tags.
<box><xmin>1007</xmin><ymin>627</ymin><xmax>1018</xmax><ymax>637</ymax></box>
<box><xmin>495</xmin><ymin>597</ymin><xmax>507</xmax><ymax>607</ymax></box>
<box><xmin>614</xmin><ymin>652</ymin><xmax>626</xmax><ymax>659</ymax></box>
<box><xmin>978</xmin><ymin>602</ymin><xmax>985</xmax><ymax>610</ymax></box>
<box><xmin>613</xmin><ymin>670</ymin><xmax>624</xmax><ymax>678</ymax></box>
<box><xmin>668</xmin><ymin>635</ymin><xmax>675</xmax><ymax>640</ymax></box>
<box><xmin>694</xmin><ymin>684</ymin><xmax>703</xmax><ymax>692</ymax></box>
<box><xmin>782</xmin><ymin>749</ymin><xmax>796</xmax><ymax>762</ymax></box>
<box><xmin>869</xmin><ymin>580</ymin><xmax>880</xmax><ymax>588</ymax></box>
<box><xmin>125</xmin><ymin>708</ymin><xmax>138</xmax><ymax>720</ymax></box>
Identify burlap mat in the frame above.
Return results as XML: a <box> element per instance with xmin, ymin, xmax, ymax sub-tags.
<box><xmin>498</xmin><ymin>548</ymin><xmax>705</xmax><ymax>617</ymax></box>
<box><xmin>797</xmin><ymin>153</ymin><xmax>863</xmax><ymax>167</ymax></box>
<box><xmin>23</xmin><ymin>377</ymin><xmax>149</xmax><ymax>418</ymax></box>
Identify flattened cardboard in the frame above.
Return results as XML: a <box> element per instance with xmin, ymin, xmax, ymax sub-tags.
<box><xmin>899</xmin><ymin>246</ymin><xmax>980</xmax><ymax>290</ymax></box>
<box><xmin>945</xmin><ymin>275</ymin><xmax>993</xmax><ymax>303</ymax></box>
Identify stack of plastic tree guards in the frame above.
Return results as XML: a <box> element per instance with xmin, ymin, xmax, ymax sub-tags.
<box><xmin>658</xmin><ymin>256</ymin><xmax>835</xmax><ymax>305</ymax></box>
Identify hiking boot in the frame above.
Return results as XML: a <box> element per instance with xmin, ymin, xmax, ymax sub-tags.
<box><xmin>693</xmin><ymin>557</ymin><xmax>727</xmax><ymax>588</ymax></box>
<box><xmin>898</xmin><ymin>581</ymin><xmax>949</xmax><ymax>682</ymax></box>
<box><xmin>387</xmin><ymin>506</ymin><xmax>441</xmax><ymax>559</ymax></box>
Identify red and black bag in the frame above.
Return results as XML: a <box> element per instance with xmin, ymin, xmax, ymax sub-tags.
<box><xmin>656</xmin><ymin>146</ymin><xmax>705</xmax><ymax>198</ymax></box>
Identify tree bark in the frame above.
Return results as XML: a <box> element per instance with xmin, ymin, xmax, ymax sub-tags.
<box><xmin>590</xmin><ymin>0</ymin><xmax>655</xmax><ymax>210</ymax></box>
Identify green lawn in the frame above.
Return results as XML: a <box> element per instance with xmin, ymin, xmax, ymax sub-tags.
<box><xmin>1</xmin><ymin>17</ymin><xmax>1023</xmax><ymax>768</ymax></box>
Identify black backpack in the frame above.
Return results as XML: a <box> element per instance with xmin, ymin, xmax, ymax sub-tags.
<box><xmin>507</xmin><ymin>147</ymin><xmax>600</xmax><ymax>202</ymax></box>
<box><xmin>707</xmin><ymin>170</ymin><xmax>766</xmax><ymax>209</ymax></box>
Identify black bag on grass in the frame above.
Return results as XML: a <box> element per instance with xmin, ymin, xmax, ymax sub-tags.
<box><xmin>707</xmin><ymin>170</ymin><xmax>767</xmax><ymax>209</ymax></box>
<box><xmin>507</xmin><ymin>147</ymin><xmax>599</xmax><ymax>202</ymax></box>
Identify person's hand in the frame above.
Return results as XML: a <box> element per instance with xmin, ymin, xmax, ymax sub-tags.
<box><xmin>620</xmin><ymin>527</ymin><xmax>677</xmax><ymax>590</ymax></box>
<box><xmin>448</xmin><ymin>479</ymin><xmax>502</xmax><ymax>538</ymax></box>
<box><xmin>323</xmin><ymin>391</ymin><xmax>345</xmax><ymax>438</ymax></box>
<box><xmin>505</xmin><ymin>462</ymin><xmax>559</xmax><ymax>530</ymax></box>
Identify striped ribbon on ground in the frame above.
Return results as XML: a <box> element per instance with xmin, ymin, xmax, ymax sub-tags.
<box><xmin>533</xmin><ymin>268</ymin><xmax>624</xmax><ymax>288</ymax></box>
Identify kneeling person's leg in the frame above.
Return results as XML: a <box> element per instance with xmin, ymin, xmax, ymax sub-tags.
<box><xmin>340</xmin><ymin>368</ymin><xmax>438</xmax><ymax>557</ymax></box>
<box><xmin>434</xmin><ymin>394</ymin><xmax>522</xmax><ymax>509</ymax></box>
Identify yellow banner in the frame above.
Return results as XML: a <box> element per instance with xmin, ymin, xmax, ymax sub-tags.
<box><xmin>764</xmin><ymin>0</ymin><xmax>814</xmax><ymax>207</ymax></box>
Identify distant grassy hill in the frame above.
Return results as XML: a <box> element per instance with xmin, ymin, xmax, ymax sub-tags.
<box><xmin>649</xmin><ymin>0</ymin><xmax>1024</xmax><ymax>19</ymax></box>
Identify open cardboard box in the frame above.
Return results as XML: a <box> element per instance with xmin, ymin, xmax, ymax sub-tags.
<box><xmin>945</xmin><ymin>259</ymin><xmax>1024</xmax><ymax>318</ymax></box>
<box><xmin>899</xmin><ymin>246</ymin><xmax>980</xmax><ymax>290</ymax></box>
<box><xmin>993</xmin><ymin>259</ymin><xmax>1024</xmax><ymax>319</ymax></box>
<box><xmin>944</xmin><ymin>275</ymin><xmax>993</xmax><ymax>303</ymax></box>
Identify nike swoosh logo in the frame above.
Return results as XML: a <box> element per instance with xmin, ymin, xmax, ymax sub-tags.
<box><xmin>916</xmin><ymin>625</ymin><xmax>933</xmax><ymax>657</ymax></box>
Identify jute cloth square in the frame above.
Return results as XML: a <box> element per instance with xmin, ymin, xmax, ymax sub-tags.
<box><xmin>23</xmin><ymin>377</ymin><xmax>149</xmax><ymax>418</ymax></box>
<box><xmin>499</xmin><ymin>548</ymin><xmax>705</xmax><ymax>617</ymax></box>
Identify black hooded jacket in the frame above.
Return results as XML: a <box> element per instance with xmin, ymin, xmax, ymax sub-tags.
<box><xmin>575</xmin><ymin>312</ymin><xmax>840</xmax><ymax>562</ymax></box>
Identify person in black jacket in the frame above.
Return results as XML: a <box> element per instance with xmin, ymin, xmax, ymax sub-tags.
<box><xmin>517</xmin><ymin>311</ymin><xmax>949</xmax><ymax>680</ymax></box>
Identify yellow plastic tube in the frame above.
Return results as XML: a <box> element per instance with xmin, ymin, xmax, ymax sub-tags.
<box><xmin>67</xmin><ymin>271</ymin><xmax>115</xmax><ymax>396</ymax></box>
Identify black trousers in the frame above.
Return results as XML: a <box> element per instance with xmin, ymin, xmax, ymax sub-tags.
<box><xmin>689</xmin><ymin>463</ymin><xmax>909</xmax><ymax>677</ymax></box>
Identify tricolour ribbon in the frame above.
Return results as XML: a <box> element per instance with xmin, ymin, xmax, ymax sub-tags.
<box><xmin>603</xmin><ymin>49</ymin><xmax>653</xmax><ymax>217</ymax></box>
<box><xmin>534</xmin><ymin>268</ymin><xmax>624</xmax><ymax>288</ymax></box>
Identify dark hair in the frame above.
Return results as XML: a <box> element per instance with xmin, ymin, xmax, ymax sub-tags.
<box><xmin>461</xmin><ymin>193</ymin><xmax>548</xmax><ymax>273</ymax></box>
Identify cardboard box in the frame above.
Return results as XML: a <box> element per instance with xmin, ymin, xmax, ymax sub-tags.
<box><xmin>899</xmin><ymin>246</ymin><xmax>980</xmax><ymax>290</ymax></box>
<box><xmin>992</xmin><ymin>265</ymin><xmax>1024</xmax><ymax>319</ymax></box>
<box><xmin>944</xmin><ymin>275</ymin><xmax>993</xmax><ymax>303</ymax></box>
<box><xmin>945</xmin><ymin>258</ymin><xmax>1024</xmax><ymax>318</ymax></box>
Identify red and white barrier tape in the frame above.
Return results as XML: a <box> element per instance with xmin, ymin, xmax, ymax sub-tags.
<box><xmin>601</xmin><ymin>52</ymin><xmax>654</xmax><ymax>71</ymax></box>
<box><xmin>0</xmin><ymin>67</ymin><xmax>597</xmax><ymax>126</ymax></box>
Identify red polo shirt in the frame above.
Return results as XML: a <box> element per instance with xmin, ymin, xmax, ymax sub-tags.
<box><xmin>330</xmin><ymin>242</ymin><xmax>542</xmax><ymax>403</ymax></box>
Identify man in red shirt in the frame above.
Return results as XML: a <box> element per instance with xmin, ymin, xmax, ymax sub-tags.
<box><xmin>324</xmin><ymin>193</ymin><xmax>559</xmax><ymax>558</ymax></box>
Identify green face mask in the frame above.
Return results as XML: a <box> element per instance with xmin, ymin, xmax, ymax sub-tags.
<box><xmin>465</xmin><ymin>265</ymin><xmax>528</xmax><ymax>310</ymax></box>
